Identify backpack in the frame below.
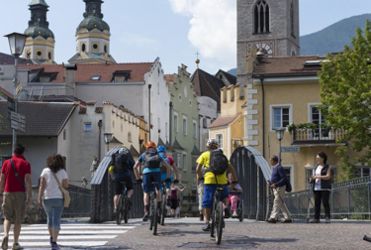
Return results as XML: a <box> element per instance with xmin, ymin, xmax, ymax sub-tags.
<box><xmin>144</xmin><ymin>152</ymin><xmax>161</xmax><ymax>169</ymax></box>
<box><xmin>208</xmin><ymin>149</ymin><xmax>229</xmax><ymax>175</ymax></box>
<box><xmin>114</xmin><ymin>148</ymin><xmax>134</xmax><ymax>172</ymax></box>
<box><xmin>285</xmin><ymin>177</ymin><xmax>292</xmax><ymax>192</ymax></box>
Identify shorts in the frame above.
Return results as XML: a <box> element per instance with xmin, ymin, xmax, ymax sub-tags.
<box><xmin>114</xmin><ymin>173</ymin><xmax>133</xmax><ymax>195</ymax></box>
<box><xmin>202</xmin><ymin>184</ymin><xmax>229</xmax><ymax>209</ymax></box>
<box><xmin>143</xmin><ymin>172</ymin><xmax>161</xmax><ymax>193</ymax></box>
<box><xmin>2</xmin><ymin>192</ymin><xmax>26</xmax><ymax>224</ymax></box>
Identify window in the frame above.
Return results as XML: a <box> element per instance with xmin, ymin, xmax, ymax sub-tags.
<box><xmin>93</xmin><ymin>44</ymin><xmax>98</xmax><ymax>49</ymax></box>
<box><xmin>91</xmin><ymin>75</ymin><xmax>101</xmax><ymax>81</ymax></box>
<box><xmin>272</xmin><ymin>106</ymin><xmax>290</xmax><ymax>129</ymax></box>
<box><xmin>192</xmin><ymin>120</ymin><xmax>197</xmax><ymax>139</ymax></box>
<box><xmin>63</xmin><ymin>129</ymin><xmax>67</xmax><ymax>140</ymax></box>
<box><xmin>202</xmin><ymin>118</ymin><xmax>208</xmax><ymax>129</ymax></box>
<box><xmin>128</xmin><ymin>132</ymin><xmax>132</xmax><ymax>142</ymax></box>
<box><xmin>356</xmin><ymin>167</ymin><xmax>370</xmax><ymax>178</ymax></box>
<box><xmin>48</xmin><ymin>52</ymin><xmax>52</xmax><ymax>60</ymax></box>
<box><xmin>254</xmin><ymin>0</ymin><xmax>270</xmax><ymax>34</ymax></box>
<box><xmin>37</xmin><ymin>51</ymin><xmax>42</xmax><ymax>56</ymax></box>
<box><xmin>183</xmin><ymin>154</ymin><xmax>187</xmax><ymax>169</ymax></box>
<box><xmin>310</xmin><ymin>105</ymin><xmax>329</xmax><ymax>137</ymax></box>
<box><xmin>216</xmin><ymin>134</ymin><xmax>223</xmax><ymax>149</ymax></box>
<box><xmin>182</xmin><ymin>116</ymin><xmax>188</xmax><ymax>136</ymax></box>
<box><xmin>82</xmin><ymin>43</ymin><xmax>86</xmax><ymax>52</ymax></box>
<box><xmin>174</xmin><ymin>113</ymin><xmax>178</xmax><ymax>132</ymax></box>
<box><xmin>83</xmin><ymin>122</ymin><xmax>92</xmax><ymax>132</ymax></box>
<box><xmin>104</xmin><ymin>45</ymin><xmax>107</xmax><ymax>53</ymax></box>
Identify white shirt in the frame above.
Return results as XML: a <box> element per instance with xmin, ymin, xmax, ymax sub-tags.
<box><xmin>40</xmin><ymin>168</ymin><xmax>68</xmax><ymax>199</ymax></box>
<box><xmin>314</xmin><ymin>165</ymin><xmax>323</xmax><ymax>191</ymax></box>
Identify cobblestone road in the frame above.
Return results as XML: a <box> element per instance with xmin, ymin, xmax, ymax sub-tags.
<box><xmin>107</xmin><ymin>217</ymin><xmax>371</xmax><ymax>250</ymax></box>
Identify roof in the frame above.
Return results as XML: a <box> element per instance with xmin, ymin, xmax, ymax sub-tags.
<box><xmin>75</xmin><ymin>63</ymin><xmax>153</xmax><ymax>83</ymax></box>
<box><xmin>209</xmin><ymin>114</ymin><xmax>239</xmax><ymax>128</ymax></box>
<box><xmin>164</xmin><ymin>74</ymin><xmax>176</xmax><ymax>83</ymax></box>
<box><xmin>252</xmin><ymin>56</ymin><xmax>323</xmax><ymax>78</ymax></box>
<box><xmin>0</xmin><ymin>101</ymin><xmax>76</xmax><ymax>136</ymax></box>
<box><xmin>0</xmin><ymin>53</ymin><xmax>33</xmax><ymax>65</ymax></box>
<box><xmin>215</xmin><ymin>70</ymin><xmax>237</xmax><ymax>85</ymax></box>
<box><xmin>20</xmin><ymin>64</ymin><xmax>65</xmax><ymax>83</ymax></box>
<box><xmin>29</xmin><ymin>0</ymin><xmax>48</xmax><ymax>6</ymax></box>
<box><xmin>191</xmin><ymin>68</ymin><xmax>225</xmax><ymax>111</ymax></box>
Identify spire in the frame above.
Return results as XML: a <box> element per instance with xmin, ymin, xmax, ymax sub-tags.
<box><xmin>29</xmin><ymin>0</ymin><xmax>48</xmax><ymax>7</ymax></box>
<box><xmin>77</xmin><ymin>0</ymin><xmax>110</xmax><ymax>33</ymax></box>
<box><xmin>83</xmin><ymin>0</ymin><xmax>104</xmax><ymax>19</ymax></box>
<box><xmin>25</xmin><ymin>0</ymin><xmax>54</xmax><ymax>39</ymax></box>
<box><xmin>195</xmin><ymin>51</ymin><xmax>200</xmax><ymax>69</ymax></box>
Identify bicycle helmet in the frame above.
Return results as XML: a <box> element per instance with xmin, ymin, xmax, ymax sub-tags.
<box><xmin>157</xmin><ymin>145</ymin><xmax>166</xmax><ymax>153</ymax></box>
<box><xmin>145</xmin><ymin>140</ymin><xmax>157</xmax><ymax>149</ymax></box>
<box><xmin>206</xmin><ymin>138</ymin><xmax>219</xmax><ymax>149</ymax></box>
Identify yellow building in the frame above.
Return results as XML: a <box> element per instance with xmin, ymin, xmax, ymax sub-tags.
<box><xmin>209</xmin><ymin>84</ymin><xmax>246</xmax><ymax>158</ymax></box>
<box><xmin>246</xmin><ymin>55</ymin><xmax>347</xmax><ymax>191</ymax></box>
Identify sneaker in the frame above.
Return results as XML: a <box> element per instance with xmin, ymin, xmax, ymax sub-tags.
<box><xmin>309</xmin><ymin>219</ymin><xmax>320</xmax><ymax>223</ymax></box>
<box><xmin>51</xmin><ymin>242</ymin><xmax>60</xmax><ymax>250</ymax></box>
<box><xmin>1</xmin><ymin>236</ymin><xmax>8</xmax><ymax>250</ymax></box>
<box><xmin>232</xmin><ymin>212</ymin><xmax>238</xmax><ymax>218</ymax></box>
<box><xmin>281</xmin><ymin>219</ymin><xmax>292</xmax><ymax>223</ymax></box>
<box><xmin>266</xmin><ymin>218</ymin><xmax>277</xmax><ymax>223</ymax></box>
<box><xmin>202</xmin><ymin>223</ymin><xmax>211</xmax><ymax>232</ymax></box>
<box><xmin>142</xmin><ymin>213</ymin><xmax>149</xmax><ymax>222</ymax></box>
<box><xmin>12</xmin><ymin>243</ymin><xmax>23</xmax><ymax>250</ymax></box>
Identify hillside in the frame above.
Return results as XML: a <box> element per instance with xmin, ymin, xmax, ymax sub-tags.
<box><xmin>301</xmin><ymin>14</ymin><xmax>371</xmax><ymax>55</ymax></box>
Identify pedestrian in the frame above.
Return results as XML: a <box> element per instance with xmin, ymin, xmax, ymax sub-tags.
<box><xmin>309</xmin><ymin>151</ymin><xmax>332</xmax><ymax>223</ymax></box>
<box><xmin>37</xmin><ymin>154</ymin><xmax>69</xmax><ymax>250</ymax></box>
<box><xmin>267</xmin><ymin>155</ymin><xmax>292</xmax><ymax>223</ymax></box>
<box><xmin>0</xmin><ymin>144</ymin><xmax>32</xmax><ymax>250</ymax></box>
<box><xmin>196</xmin><ymin>167</ymin><xmax>205</xmax><ymax>221</ymax></box>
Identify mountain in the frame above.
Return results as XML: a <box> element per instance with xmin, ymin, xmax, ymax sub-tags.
<box><xmin>300</xmin><ymin>14</ymin><xmax>371</xmax><ymax>55</ymax></box>
<box><xmin>228</xmin><ymin>14</ymin><xmax>371</xmax><ymax>75</ymax></box>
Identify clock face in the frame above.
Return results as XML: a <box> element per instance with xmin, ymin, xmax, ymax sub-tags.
<box><xmin>256</xmin><ymin>42</ymin><xmax>273</xmax><ymax>56</ymax></box>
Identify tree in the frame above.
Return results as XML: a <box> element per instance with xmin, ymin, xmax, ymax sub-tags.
<box><xmin>320</xmin><ymin>21</ymin><xmax>371</xmax><ymax>179</ymax></box>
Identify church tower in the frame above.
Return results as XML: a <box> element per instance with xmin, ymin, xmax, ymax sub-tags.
<box><xmin>23</xmin><ymin>0</ymin><xmax>55</xmax><ymax>64</ymax></box>
<box><xmin>69</xmin><ymin>0</ymin><xmax>115</xmax><ymax>64</ymax></box>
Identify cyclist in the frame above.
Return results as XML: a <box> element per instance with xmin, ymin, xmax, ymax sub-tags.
<box><xmin>134</xmin><ymin>141</ymin><xmax>171</xmax><ymax>221</ymax></box>
<box><xmin>196</xmin><ymin>139</ymin><xmax>238</xmax><ymax>231</ymax></box>
<box><xmin>108</xmin><ymin>148</ymin><xmax>135</xmax><ymax>215</ymax></box>
<box><xmin>157</xmin><ymin>145</ymin><xmax>180</xmax><ymax>191</ymax></box>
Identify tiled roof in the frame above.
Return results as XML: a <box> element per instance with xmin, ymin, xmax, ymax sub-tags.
<box><xmin>253</xmin><ymin>56</ymin><xmax>323</xmax><ymax>78</ymax></box>
<box><xmin>164</xmin><ymin>74</ymin><xmax>176</xmax><ymax>83</ymax></box>
<box><xmin>191</xmin><ymin>68</ymin><xmax>225</xmax><ymax>111</ymax></box>
<box><xmin>20</xmin><ymin>64</ymin><xmax>66</xmax><ymax>83</ymax></box>
<box><xmin>75</xmin><ymin>63</ymin><xmax>153</xmax><ymax>83</ymax></box>
<box><xmin>0</xmin><ymin>101</ymin><xmax>76</xmax><ymax>136</ymax></box>
<box><xmin>0</xmin><ymin>53</ymin><xmax>33</xmax><ymax>65</ymax></box>
<box><xmin>209</xmin><ymin>114</ymin><xmax>239</xmax><ymax>128</ymax></box>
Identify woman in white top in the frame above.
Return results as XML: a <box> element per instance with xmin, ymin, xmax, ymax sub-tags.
<box><xmin>37</xmin><ymin>155</ymin><xmax>69</xmax><ymax>250</ymax></box>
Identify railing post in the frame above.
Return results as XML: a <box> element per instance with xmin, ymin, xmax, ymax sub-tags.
<box><xmin>347</xmin><ymin>185</ymin><xmax>351</xmax><ymax>219</ymax></box>
<box><xmin>368</xmin><ymin>178</ymin><xmax>371</xmax><ymax>220</ymax></box>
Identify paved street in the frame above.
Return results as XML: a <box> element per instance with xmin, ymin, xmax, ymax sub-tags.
<box><xmin>1</xmin><ymin>218</ymin><xmax>370</xmax><ymax>249</ymax></box>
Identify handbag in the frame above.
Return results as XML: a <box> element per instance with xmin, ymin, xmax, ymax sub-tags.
<box><xmin>52</xmin><ymin>172</ymin><xmax>71</xmax><ymax>208</ymax></box>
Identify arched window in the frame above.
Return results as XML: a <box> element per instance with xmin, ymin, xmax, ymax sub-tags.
<box><xmin>254</xmin><ymin>0</ymin><xmax>270</xmax><ymax>34</ymax></box>
<box><xmin>82</xmin><ymin>43</ymin><xmax>86</xmax><ymax>52</ymax></box>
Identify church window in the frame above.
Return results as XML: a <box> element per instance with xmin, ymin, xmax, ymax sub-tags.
<box><xmin>82</xmin><ymin>43</ymin><xmax>86</xmax><ymax>52</ymax></box>
<box><xmin>254</xmin><ymin>0</ymin><xmax>270</xmax><ymax>34</ymax></box>
<box><xmin>26</xmin><ymin>51</ymin><xmax>31</xmax><ymax>59</ymax></box>
<box><xmin>48</xmin><ymin>52</ymin><xmax>52</xmax><ymax>60</ymax></box>
<box><xmin>93</xmin><ymin>44</ymin><xmax>98</xmax><ymax>50</ymax></box>
<box><xmin>37</xmin><ymin>51</ymin><xmax>42</xmax><ymax>56</ymax></box>
<box><xmin>104</xmin><ymin>45</ymin><xmax>107</xmax><ymax>53</ymax></box>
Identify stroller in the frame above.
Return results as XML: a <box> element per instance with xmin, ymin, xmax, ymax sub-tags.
<box><xmin>225</xmin><ymin>191</ymin><xmax>244</xmax><ymax>222</ymax></box>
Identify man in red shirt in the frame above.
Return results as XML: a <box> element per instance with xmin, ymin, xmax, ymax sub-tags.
<box><xmin>0</xmin><ymin>144</ymin><xmax>32</xmax><ymax>250</ymax></box>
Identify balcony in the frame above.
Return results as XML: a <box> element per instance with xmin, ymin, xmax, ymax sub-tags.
<box><xmin>291</xmin><ymin>127</ymin><xmax>345</xmax><ymax>145</ymax></box>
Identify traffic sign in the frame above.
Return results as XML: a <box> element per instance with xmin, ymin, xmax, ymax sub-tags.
<box><xmin>281</xmin><ymin>146</ymin><xmax>300</xmax><ymax>153</ymax></box>
<box><xmin>10</xmin><ymin>111</ymin><xmax>26</xmax><ymax>124</ymax></box>
<box><xmin>10</xmin><ymin>111</ymin><xmax>26</xmax><ymax>132</ymax></box>
<box><xmin>11</xmin><ymin>120</ymin><xmax>26</xmax><ymax>132</ymax></box>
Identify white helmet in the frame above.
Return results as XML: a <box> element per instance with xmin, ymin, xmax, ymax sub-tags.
<box><xmin>206</xmin><ymin>139</ymin><xmax>218</xmax><ymax>148</ymax></box>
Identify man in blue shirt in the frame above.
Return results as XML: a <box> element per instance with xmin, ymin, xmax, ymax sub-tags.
<box><xmin>267</xmin><ymin>155</ymin><xmax>292</xmax><ymax>223</ymax></box>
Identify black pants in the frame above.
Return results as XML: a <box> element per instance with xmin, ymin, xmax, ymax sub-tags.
<box><xmin>313</xmin><ymin>190</ymin><xmax>330</xmax><ymax>219</ymax></box>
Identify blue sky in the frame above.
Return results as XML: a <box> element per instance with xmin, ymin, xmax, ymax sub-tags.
<box><xmin>0</xmin><ymin>0</ymin><xmax>370</xmax><ymax>74</ymax></box>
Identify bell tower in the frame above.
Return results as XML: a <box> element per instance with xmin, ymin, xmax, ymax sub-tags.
<box><xmin>69</xmin><ymin>0</ymin><xmax>115</xmax><ymax>64</ymax></box>
<box><xmin>23</xmin><ymin>0</ymin><xmax>55</xmax><ymax>64</ymax></box>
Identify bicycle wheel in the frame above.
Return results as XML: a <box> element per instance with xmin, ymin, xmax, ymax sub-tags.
<box><xmin>153</xmin><ymin>199</ymin><xmax>158</xmax><ymax>235</ymax></box>
<box><xmin>123</xmin><ymin>196</ymin><xmax>129</xmax><ymax>224</ymax></box>
<box><xmin>238</xmin><ymin>200</ymin><xmax>244</xmax><ymax>222</ymax></box>
<box><xmin>149</xmin><ymin>194</ymin><xmax>154</xmax><ymax>230</ymax></box>
<box><xmin>160</xmin><ymin>195</ymin><xmax>166</xmax><ymax>225</ymax></box>
<box><xmin>215</xmin><ymin>201</ymin><xmax>224</xmax><ymax>245</ymax></box>
<box><xmin>116</xmin><ymin>195</ymin><xmax>122</xmax><ymax>225</ymax></box>
<box><xmin>210</xmin><ymin>196</ymin><xmax>217</xmax><ymax>238</ymax></box>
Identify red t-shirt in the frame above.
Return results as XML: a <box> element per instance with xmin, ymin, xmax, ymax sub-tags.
<box><xmin>1</xmin><ymin>154</ymin><xmax>31</xmax><ymax>192</ymax></box>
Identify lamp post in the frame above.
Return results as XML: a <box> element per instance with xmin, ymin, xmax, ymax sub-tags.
<box><xmin>4</xmin><ymin>32</ymin><xmax>26</xmax><ymax>153</ymax></box>
<box><xmin>148</xmin><ymin>83</ymin><xmax>152</xmax><ymax>141</ymax></box>
<box><xmin>274</xmin><ymin>127</ymin><xmax>285</xmax><ymax>162</ymax></box>
<box><xmin>104</xmin><ymin>132</ymin><xmax>113</xmax><ymax>152</ymax></box>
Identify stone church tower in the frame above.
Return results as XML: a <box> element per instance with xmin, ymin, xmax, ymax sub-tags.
<box><xmin>22</xmin><ymin>0</ymin><xmax>55</xmax><ymax>64</ymax></box>
<box><xmin>69</xmin><ymin>0</ymin><xmax>115</xmax><ymax>64</ymax></box>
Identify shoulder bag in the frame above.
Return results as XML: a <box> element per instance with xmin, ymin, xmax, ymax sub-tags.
<box><xmin>51</xmin><ymin>172</ymin><xmax>71</xmax><ymax>208</ymax></box>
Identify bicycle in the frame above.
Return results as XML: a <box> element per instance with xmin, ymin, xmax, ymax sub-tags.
<box><xmin>210</xmin><ymin>185</ymin><xmax>225</xmax><ymax>245</ymax></box>
<box><xmin>159</xmin><ymin>181</ymin><xmax>168</xmax><ymax>226</ymax></box>
<box><xmin>149</xmin><ymin>182</ymin><xmax>159</xmax><ymax>235</ymax></box>
<box><xmin>116</xmin><ymin>181</ymin><xmax>130</xmax><ymax>225</ymax></box>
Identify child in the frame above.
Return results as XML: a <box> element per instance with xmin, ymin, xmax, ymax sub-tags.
<box><xmin>227</xmin><ymin>173</ymin><xmax>242</xmax><ymax>217</ymax></box>
<box><xmin>167</xmin><ymin>182</ymin><xmax>184</xmax><ymax>218</ymax></box>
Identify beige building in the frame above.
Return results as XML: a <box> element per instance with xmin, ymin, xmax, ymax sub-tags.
<box><xmin>209</xmin><ymin>84</ymin><xmax>246</xmax><ymax>158</ymax></box>
<box><xmin>246</xmin><ymin>55</ymin><xmax>346</xmax><ymax>191</ymax></box>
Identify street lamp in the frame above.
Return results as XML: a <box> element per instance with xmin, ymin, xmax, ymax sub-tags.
<box><xmin>148</xmin><ymin>83</ymin><xmax>152</xmax><ymax>141</ymax></box>
<box><xmin>104</xmin><ymin>132</ymin><xmax>113</xmax><ymax>152</ymax></box>
<box><xmin>4</xmin><ymin>32</ymin><xmax>26</xmax><ymax>153</ymax></box>
<box><xmin>274</xmin><ymin>127</ymin><xmax>285</xmax><ymax>162</ymax></box>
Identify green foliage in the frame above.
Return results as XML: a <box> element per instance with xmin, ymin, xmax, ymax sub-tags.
<box><xmin>319</xmin><ymin>21</ymin><xmax>371</xmax><ymax>179</ymax></box>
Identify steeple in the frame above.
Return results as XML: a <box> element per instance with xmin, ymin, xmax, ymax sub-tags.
<box><xmin>69</xmin><ymin>0</ymin><xmax>115</xmax><ymax>64</ymax></box>
<box><xmin>23</xmin><ymin>0</ymin><xmax>55</xmax><ymax>64</ymax></box>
